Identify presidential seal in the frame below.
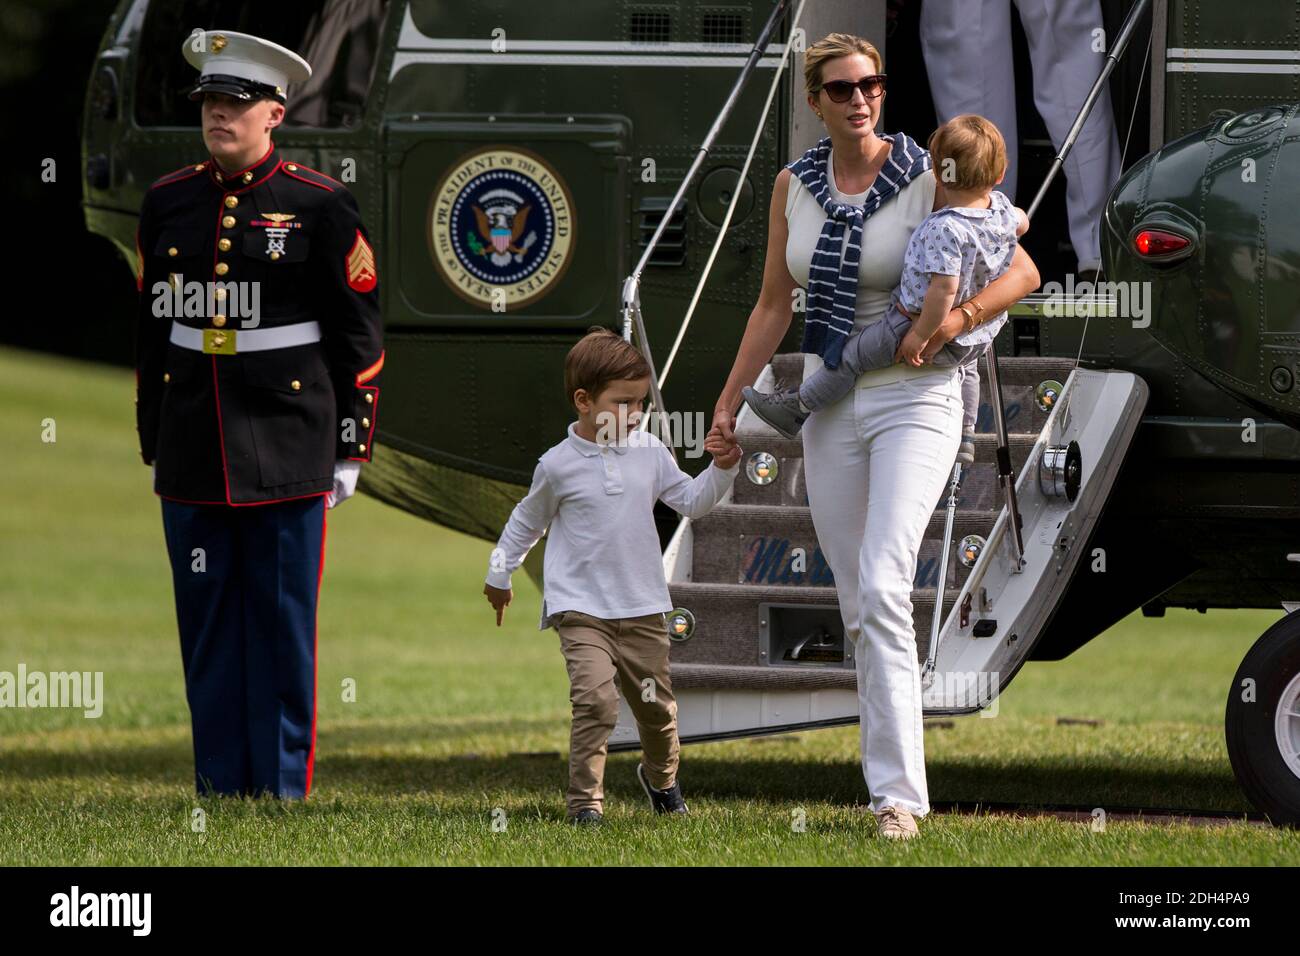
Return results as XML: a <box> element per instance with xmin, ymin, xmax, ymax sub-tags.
<box><xmin>429</xmin><ymin>146</ymin><xmax>575</xmax><ymax>309</ymax></box>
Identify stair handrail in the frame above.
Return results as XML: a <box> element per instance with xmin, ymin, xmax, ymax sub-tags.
<box><xmin>620</xmin><ymin>0</ymin><xmax>804</xmax><ymax>454</ymax></box>
<box><xmin>927</xmin><ymin>0</ymin><xmax>1154</xmax><ymax>685</ymax></box>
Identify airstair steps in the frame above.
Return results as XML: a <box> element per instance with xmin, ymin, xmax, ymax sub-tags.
<box><xmin>687</xmin><ymin>503</ymin><xmax>999</xmax><ymax>591</ymax></box>
<box><xmin>667</xmin><ymin>581</ymin><xmax>965</xmax><ymax>668</ymax></box>
<box><xmin>667</xmin><ymin>351</ymin><xmax>1078</xmax><ymax>689</ymax></box>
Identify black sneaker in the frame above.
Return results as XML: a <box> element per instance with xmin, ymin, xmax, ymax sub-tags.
<box><xmin>568</xmin><ymin>808</ymin><xmax>603</xmax><ymax>826</ymax></box>
<box><xmin>741</xmin><ymin>386</ymin><xmax>809</xmax><ymax>440</ymax></box>
<box><xmin>637</xmin><ymin>763</ymin><xmax>688</xmax><ymax>815</ymax></box>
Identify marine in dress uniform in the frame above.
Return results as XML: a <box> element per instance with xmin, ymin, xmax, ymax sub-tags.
<box><xmin>133</xmin><ymin>31</ymin><xmax>384</xmax><ymax>798</ymax></box>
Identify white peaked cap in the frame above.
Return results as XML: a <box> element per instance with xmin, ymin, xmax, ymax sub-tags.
<box><xmin>182</xmin><ymin>30</ymin><xmax>312</xmax><ymax>103</ymax></box>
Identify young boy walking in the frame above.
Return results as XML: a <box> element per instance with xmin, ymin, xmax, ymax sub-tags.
<box><xmin>483</xmin><ymin>327</ymin><xmax>741</xmax><ymax>824</ymax></box>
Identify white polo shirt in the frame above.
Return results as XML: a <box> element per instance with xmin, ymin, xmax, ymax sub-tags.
<box><xmin>485</xmin><ymin>421</ymin><xmax>739</xmax><ymax>629</ymax></box>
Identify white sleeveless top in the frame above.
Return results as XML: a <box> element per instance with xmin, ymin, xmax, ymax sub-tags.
<box><xmin>785</xmin><ymin>150</ymin><xmax>938</xmax><ymax>382</ymax></box>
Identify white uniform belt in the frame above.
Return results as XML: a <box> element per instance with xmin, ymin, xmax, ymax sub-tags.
<box><xmin>169</xmin><ymin>320</ymin><xmax>321</xmax><ymax>354</ymax></box>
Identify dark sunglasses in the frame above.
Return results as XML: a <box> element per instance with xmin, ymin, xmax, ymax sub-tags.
<box><xmin>817</xmin><ymin>74</ymin><xmax>887</xmax><ymax>103</ymax></box>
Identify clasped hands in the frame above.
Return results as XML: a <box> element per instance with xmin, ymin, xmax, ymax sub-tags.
<box><xmin>892</xmin><ymin>306</ymin><xmax>968</xmax><ymax>367</ymax></box>
<box><xmin>704</xmin><ymin>426</ymin><xmax>742</xmax><ymax>470</ymax></box>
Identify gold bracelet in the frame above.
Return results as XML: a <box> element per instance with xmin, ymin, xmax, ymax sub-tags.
<box><xmin>958</xmin><ymin>298</ymin><xmax>986</xmax><ymax>334</ymax></box>
<box><xmin>958</xmin><ymin>303</ymin><xmax>977</xmax><ymax>334</ymax></box>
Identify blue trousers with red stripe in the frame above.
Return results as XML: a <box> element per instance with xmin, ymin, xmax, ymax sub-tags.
<box><xmin>161</xmin><ymin>495</ymin><xmax>327</xmax><ymax>798</ymax></box>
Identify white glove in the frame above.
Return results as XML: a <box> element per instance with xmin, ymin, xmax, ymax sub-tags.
<box><xmin>326</xmin><ymin>460</ymin><xmax>362</xmax><ymax>509</ymax></box>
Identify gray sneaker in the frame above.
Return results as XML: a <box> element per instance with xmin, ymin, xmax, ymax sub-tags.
<box><xmin>956</xmin><ymin>431</ymin><xmax>976</xmax><ymax>465</ymax></box>
<box><xmin>742</xmin><ymin>386</ymin><xmax>809</xmax><ymax>439</ymax></box>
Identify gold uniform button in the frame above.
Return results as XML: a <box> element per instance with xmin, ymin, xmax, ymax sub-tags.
<box><xmin>222</xmin><ymin>215</ymin><xmax>236</xmax><ymax>229</ymax></box>
<box><xmin>270</xmin><ymin>251</ymin><xmax>281</xmax><ymax>261</ymax></box>
<box><xmin>291</xmin><ymin>380</ymin><xmax>301</xmax><ymax>391</ymax></box>
<box><xmin>243</xmin><ymin>171</ymin><xmax>253</xmax><ymax>183</ymax></box>
<box><xmin>214</xmin><ymin>287</ymin><xmax>227</xmax><ymax>300</ymax></box>
<box><xmin>163</xmin><ymin>372</ymin><xmax>170</xmax><ymax>383</ymax></box>
<box><xmin>215</xmin><ymin>171</ymin><xmax>224</xmax><ymax>182</ymax></box>
<box><xmin>358</xmin><ymin>444</ymin><xmax>367</xmax><ymax>453</ymax></box>
<box><xmin>215</xmin><ymin>262</ymin><xmax>229</xmax><ymax>276</ymax></box>
<box><xmin>168</xmin><ymin>247</ymin><xmax>178</xmax><ymax>257</ymax></box>
<box><xmin>212</xmin><ymin>315</ymin><xmax>227</xmax><ymax>328</ymax></box>
<box><xmin>286</xmin><ymin>163</ymin><xmax>298</xmax><ymax>171</ymax></box>
<box><xmin>224</xmin><ymin>195</ymin><xmax>239</xmax><ymax>209</ymax></box>
<box><xmin>218</xmin><ymin>238</ymin><xmax>231</xmax><ymax>252</ymax></box>
<box><xmin>361</xmin><ymin>417</ymin><xmax>370</xmax><ymax>428</ymax></box>
<box><xmin>194</xmin><ymin>164</ymin><xmax>204</xmax><ymax>171</ymax></box>
<box><xmin>363</xmin><ymin>392</ymin><xmax>373</xmax><ymax>404</ymax></box>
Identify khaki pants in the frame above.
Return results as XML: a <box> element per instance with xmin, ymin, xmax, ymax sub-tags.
<box><xmin>554</xmin><ymin>609</ymin><xmax>679</xmax><ymax>815</ymax></box>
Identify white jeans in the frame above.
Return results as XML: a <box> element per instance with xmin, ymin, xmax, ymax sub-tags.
<box><xmin>801</xmin><ymin>361</ymin><xmax>963</xmax><ymax>816</ymax></box>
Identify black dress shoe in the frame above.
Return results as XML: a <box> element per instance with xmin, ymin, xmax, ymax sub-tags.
<box><xmin>568</xmin><ymin>808</ymin><xmax>603</xmax><ymax>825</ymax></box>
<box><xmin>637</xmin><ymin>763</ymin><xmax>688</xmax><ymax>814</ymax></box>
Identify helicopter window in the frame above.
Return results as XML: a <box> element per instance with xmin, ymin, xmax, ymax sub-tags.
<box><xmin>134</xmin><ymin>0</ymin><xmax>388</xmax><ymax>128</ymax></box>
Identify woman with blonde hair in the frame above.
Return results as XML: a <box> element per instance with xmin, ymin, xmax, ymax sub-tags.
<box><xmin>711</xmin><ymin>33</ymin><xmax>1040</xmax><ymax>838</ymax></box>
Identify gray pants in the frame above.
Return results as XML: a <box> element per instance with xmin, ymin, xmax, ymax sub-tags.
<box><xmin>799</xmin><ymin>306</ymin><xmax>984</xmax><ymax>435</ymax></box>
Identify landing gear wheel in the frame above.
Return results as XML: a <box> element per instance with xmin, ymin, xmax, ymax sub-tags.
<box><xmin>1225</xmin><ymin>609</ymin><xmax>1300</xmax><ymax>827</ymax></box>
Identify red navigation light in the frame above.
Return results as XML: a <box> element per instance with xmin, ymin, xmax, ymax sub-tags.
<box><xmin>1134</xmin><ymin>229</ymin><xmax>1190</xmax><ymax>258</ymax></box>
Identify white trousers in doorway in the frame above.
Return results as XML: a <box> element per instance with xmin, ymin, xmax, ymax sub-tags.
<box><xmin>919</xmin><ymin>0</ymin><xmax>1122</xmax><ymax>270</ymax></box>
<box><xmin>801</xmin><ymin>361</ymin><xmax>963</xmax><ymax>816</ymax></box>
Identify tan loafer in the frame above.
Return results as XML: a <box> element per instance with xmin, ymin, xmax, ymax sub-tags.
<box><xmin>874</xmin><ymin>805</ymin><xmax>919</xmax><ymax>839</ymax></box>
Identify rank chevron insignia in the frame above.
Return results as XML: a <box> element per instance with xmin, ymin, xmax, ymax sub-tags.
<box><xmin>346</xmin><ymin>229</ymin><xmax>377</xmax><ymax>293</ymax></box>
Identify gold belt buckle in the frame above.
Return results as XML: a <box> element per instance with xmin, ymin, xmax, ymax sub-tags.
<box><xmin>202</xmin><ymin>328</ymin><xmax>237</xmax><ymax>355</ymax></box>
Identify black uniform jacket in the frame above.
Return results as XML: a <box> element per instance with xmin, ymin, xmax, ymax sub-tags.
<box><xmin>134</xmin><ymin>143</ymin><xmax>384</xmax><ymax>505</ymax></box>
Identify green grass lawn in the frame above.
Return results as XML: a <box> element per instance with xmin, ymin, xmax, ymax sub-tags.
<box><xmin>1</xmin><ymin>345</ymin><xmax>1297</xmax><ymax>865</ymax></box>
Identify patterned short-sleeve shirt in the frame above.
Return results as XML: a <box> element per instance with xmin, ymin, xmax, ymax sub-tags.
<box><xmin>892</xmin><ymin>189</ymin><xmax>1021</xmax><ymax>348</ymax></box>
